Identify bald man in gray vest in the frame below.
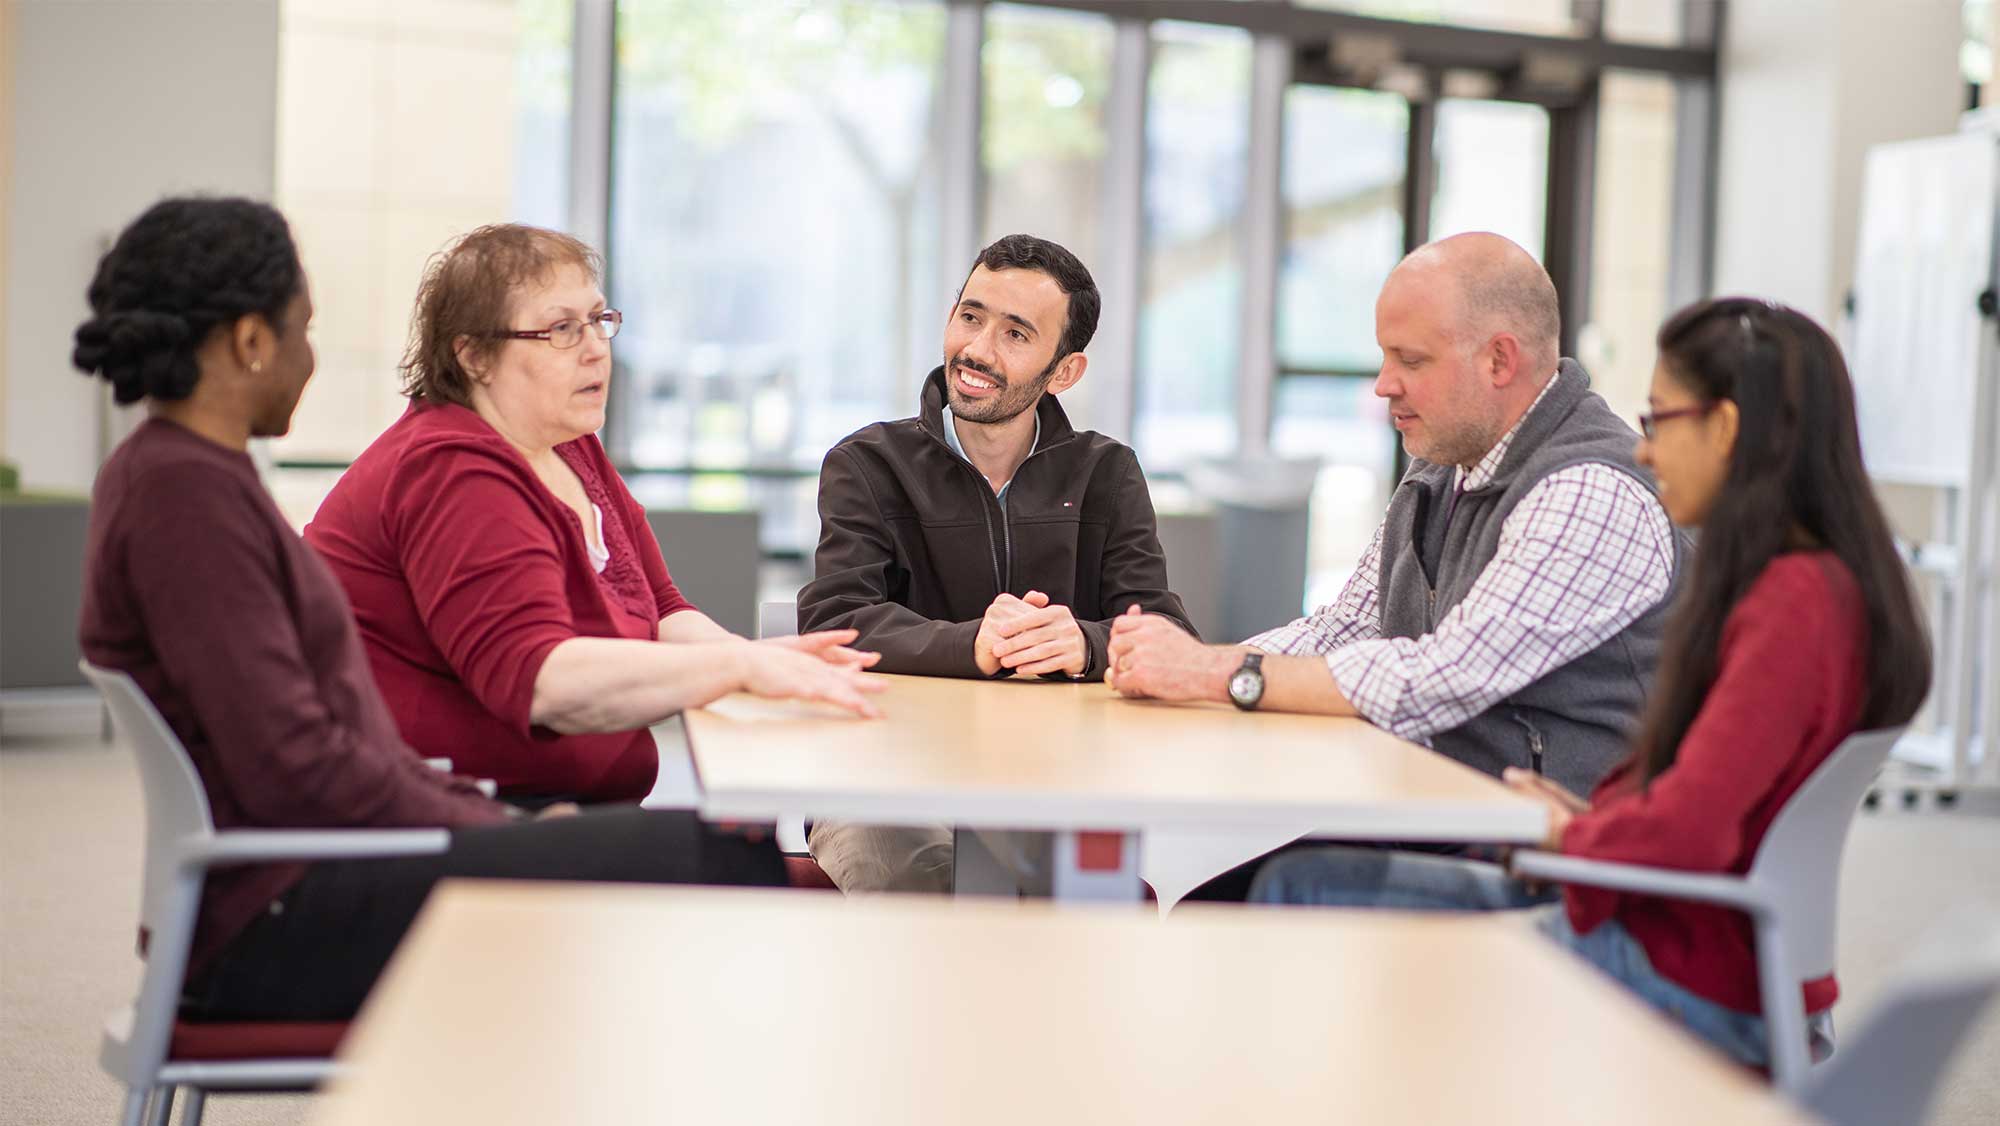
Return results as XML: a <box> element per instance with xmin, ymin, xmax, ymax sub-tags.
<box><xmin>1108</xmin><ymin>233</ymin><xmax>1681</xmax><ymax>892</ymax></box>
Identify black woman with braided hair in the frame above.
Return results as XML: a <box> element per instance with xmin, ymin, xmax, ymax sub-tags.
<box><xmin>73</xmin><ymin>197</ymin><xmax>787</xmax><ymax>1021</ymax></box>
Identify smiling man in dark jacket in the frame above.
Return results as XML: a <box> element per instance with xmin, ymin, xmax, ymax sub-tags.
<box><xmin>798</xmin><ymin>233</ymin><xmax>1194</xmax><ymax>892</ymax></box>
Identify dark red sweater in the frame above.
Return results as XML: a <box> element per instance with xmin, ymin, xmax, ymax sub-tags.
<box><xmin>1563</xmin><ymin>552</ymin><xmax>1868</xmax><ymax>1015</ymax></box>
<box><xmin>304</xmin><ymin>403</ymin><xmax>692</xmax><ymax>801</ymax></box>
<box><xmin>80</xmin><ymin>420</ymin><xmax>506</xmax><ymax>975</ymax></box>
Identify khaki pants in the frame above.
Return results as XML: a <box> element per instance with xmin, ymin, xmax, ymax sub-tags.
<box><xmin>806</xmin><ymin>822</ymin><xmax>1053</xmax><ymax>895</ymax></box>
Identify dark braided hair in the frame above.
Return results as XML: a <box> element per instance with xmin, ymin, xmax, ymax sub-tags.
<box><xmin>72</xmin><ymin>198</ymin><xmax>302</xmax><ymax>404</ymax></box>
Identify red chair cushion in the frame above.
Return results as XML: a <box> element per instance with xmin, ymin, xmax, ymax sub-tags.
<box><xmin>169</xmin><ymin>1020</ymin><xmax>348</xmax><ymax>1060</ymax></box>
<box><xmin>784</xmin><ymin>855</ymin><xmax>838</xmax><ymax>891</ymax></box>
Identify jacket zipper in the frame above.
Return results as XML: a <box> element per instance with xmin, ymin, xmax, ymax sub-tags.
<box><xmin>996</xmin><ymin>444</ymin><xmax>1058</xmax><ymax>593</ymax></box>
<box><xmin>937</xmin><ymin>431</ymin><xmax>1062</xmax><ymax>599</ymax></box>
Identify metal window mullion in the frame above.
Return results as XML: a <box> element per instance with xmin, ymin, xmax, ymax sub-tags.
<box><xmin>1394</xmin><ymin>92</ymin><xmax>1439</xmax><ymax>483</ymax></box>
<box><xmin>1667</xmin><ymin>0</ymin><xmax>1721</xmax><ymax>306</ymax></box>
<box><xmin>568</xmin><ymin>0</ymin><xmax>615</xmax><ymax>256</ymax></box>
<box><xmin>1545</xmin><ymin>78</ymin><xmax>1599</xmax><ymax>361</ymax></box>
<box><xmin>571</xmin><ymin>0</ymin><xmax>618</xmax><ymax>452</ymax></box>
<box><xmin>1096</xmin><ymin>17</ymin><xmax>1150</xmax><ymax>443</ymax></box>
<box><xmin>1402</xmin><ymin>92</ymin><xmax>1437</xmax><ymax>253</ymax></box>
<box><xmin>1235</xmin><ymin>30</ymin><xmax>1288</xmax><ymax>458</ymax></box>
<box><xmin>937</xmin><ymin>1</ymin><xmax>986</xmax><ymax>326</ymax></box>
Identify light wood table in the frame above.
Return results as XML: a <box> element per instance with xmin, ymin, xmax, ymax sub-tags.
<box><xmin>681</xmin><ymin>674</ymin><xmax>1545</xmax><ymax>898</ymax></box>
<box><xmin>311</xmin><ymin>882</ymin><xmax>1807</xmax><ymax>1126</ymax></box>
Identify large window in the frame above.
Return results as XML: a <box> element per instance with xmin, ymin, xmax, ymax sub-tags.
<box><xmin>979</xmin><ymin>3</ymin><xmax>1114</xmax><ymax>430</ymax></box>
<box><xmin>1134</xmin><ymin>21</ymin><xmax>1251</xmax><ymax>469</ymax></box>
<box><xmin>271</xmin><ymin>0</ymin><xmax>573</xmax><ymax>463</ymax></box>
<box><xmin>268</xmin><ymin>0</ymin><xmax>573</xmax><ymax>521</ymax></box>
<box><xmin>611</xmin><ymin>0</ymin><xmax>946</xmax><ymax>473</ymax></box>
<box><xmin>1431</xmin><ymin>97</ymin><xmax>1549</xmax><ymax>258</ymax></box>
<box><xmin>1584</xmin><ymin>70</ymin><xmax>1679</xmax><ymax>426</ymax></box>
<box><xmin>1274</xmin><ymin>85</ymin><xmax>1407</xmax><ymax>607</ymax></box>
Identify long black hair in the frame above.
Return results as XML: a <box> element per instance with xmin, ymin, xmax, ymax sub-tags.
<box><xmin>72</xmin><ymin>197</ymin><xmax>301</xmax><ymax>404</ymax></box>
<box><xmin>1634</xmin><ymin>297</ymin><xmax>1930</xmax><ymax>783</ymax></box>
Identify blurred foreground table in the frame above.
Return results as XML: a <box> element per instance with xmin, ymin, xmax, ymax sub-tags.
<box><xmin>312</xmin><ymin>882</ymin><xmax>1804</xmax><ymax>1126</ymax></box>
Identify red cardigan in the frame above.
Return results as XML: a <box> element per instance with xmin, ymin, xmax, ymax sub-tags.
<box><xmin>81</xmin><ymin>420</ymin><xmax>505</xmax><ymax>974</ymax></box>
<box><xmin>305</xmin><ymin>403</ymin><xmax>695</xmax><ymax>801</ymax></box>
<box><xmin>1562</xmin><ymin>552</ymin><xmax>1869</xmax><ymax>1016</ymax></box>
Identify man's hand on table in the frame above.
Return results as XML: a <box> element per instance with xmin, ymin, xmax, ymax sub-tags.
<box><xmin>1105</xmin><ymin>606</ymin><xmax>1239</xmax><ymax>702</ymax></box>
<box><xmin>975</xmin><ymin>591</ymin><xmax>1088</xmax><ymax>678</ymax></box>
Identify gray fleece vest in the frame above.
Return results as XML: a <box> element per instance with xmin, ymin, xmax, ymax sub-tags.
<box><xmin>1379</xmin><ymin>359</ymin><xmax>1684</xmax><ymax>794</ymax></box>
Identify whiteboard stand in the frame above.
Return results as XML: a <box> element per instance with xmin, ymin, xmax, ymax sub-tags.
<box><xmin>1851</xmin><ymin>123</ymin><xmax>2000</xmax><ymax>806</ymax></box>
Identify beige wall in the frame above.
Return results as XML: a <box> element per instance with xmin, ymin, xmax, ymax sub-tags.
<box><xmin>270</xmin><ymin>0</ymin><xmax>521</xmax><ymax>468</ymax></box>
<box><xmin>1714</xmin><ymin>0</ymin><xmax>1964</xmax><ymax>324</ymax></box>
<box><xmin>1</xmin><ymin>0</ymin><xmax>14</xmax><ymax>466</ymax></box>
<box><xmin>2</xmin><ymin>1</ymin><xmax>279</xmax><ymax>494</ymax></box>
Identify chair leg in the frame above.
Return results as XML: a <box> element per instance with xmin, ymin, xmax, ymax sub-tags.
<box><xmin>142</xmin><ymin>1086</ymin><xmax>174</xmax><ymax>1126</ymax></box>
<box><xmin>118</xmin><ymin>1087</ymin><xmax>147</xmax><ymax>1126</ymax></box>
<box><xmin>179</xmin><ymin>1088</ymin><xmax>206</xmax><ymax>1126</ymax></box>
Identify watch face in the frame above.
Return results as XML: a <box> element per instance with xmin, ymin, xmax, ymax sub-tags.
<box><xmin>1229</xmin><ymin>671</ymin><xmax>1258</xmax><ymax>704</ymax></box>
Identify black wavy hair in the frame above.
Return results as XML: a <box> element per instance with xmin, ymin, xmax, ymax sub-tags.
<box><xmin>72</xmin><ymin>197</ymin><xmax>302</xmax><ymax>405</ymax></box>
<box><xmin>1634</xmin><ymin>297</ymin><xmax>1931</xmax><ymax>784</ymax></box>
<box><xmin>960</xmin><ymin>234</ymin><xmax>1101</xmax><ymax>363</ymax></box>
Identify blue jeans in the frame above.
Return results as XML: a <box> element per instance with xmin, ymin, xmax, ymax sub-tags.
<box><xmin>1249</xmin><ymin>846</ymin><xmax>1828</xmax><ymax>1070</ymax></box>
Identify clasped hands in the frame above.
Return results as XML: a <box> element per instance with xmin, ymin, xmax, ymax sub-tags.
<box><xmin>974</xmin><ymin>590</ymin><xmax>1089</xmax><ymax>678</ymax></box>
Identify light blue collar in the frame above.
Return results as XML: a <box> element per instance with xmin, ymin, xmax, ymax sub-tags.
<box><xmin>942</xmin><ymin>404</ymin><xmax>1039</xmax><ymax>511</ymax></box>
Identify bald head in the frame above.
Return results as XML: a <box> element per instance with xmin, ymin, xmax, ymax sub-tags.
<box><xmin>1372</xmin><ymin>232</ymin><xmax>1564</xmax><ymax>467</ymax></box>
<box><xmin>1391</xmin><ymin>232</ymin><xmax>1560</xmax><ymax>375</ymax></box>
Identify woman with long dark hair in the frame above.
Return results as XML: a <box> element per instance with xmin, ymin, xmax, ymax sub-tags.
<box><xmin>1249</xmin><ymin>297</ymin><xmax>1930</xmax><ymax>1069</ymax></box>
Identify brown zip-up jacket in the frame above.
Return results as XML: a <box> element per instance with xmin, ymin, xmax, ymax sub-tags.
<box><xmin>799</xmin><ymin>367</ymin><xmax>1195</xmax><ymax>679</ymax></box>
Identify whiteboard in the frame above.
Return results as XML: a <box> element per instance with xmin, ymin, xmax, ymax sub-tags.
<box><xmin>1850</xmin><ymin>132</ymin><xmax>2000</xmax><ymax>486</ymax></box>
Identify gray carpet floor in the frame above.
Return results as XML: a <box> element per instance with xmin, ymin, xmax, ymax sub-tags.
<box><xmin>4</xmin><ymin>730</ymin><xmax>1998</xmax><ymax>1125</ymax></box>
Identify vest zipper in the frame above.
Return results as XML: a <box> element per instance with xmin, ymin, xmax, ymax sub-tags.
<box><xmin>1509</xmin><ymin>712</ymin><xmax>1547</xmax><ymax>775</ymax></box>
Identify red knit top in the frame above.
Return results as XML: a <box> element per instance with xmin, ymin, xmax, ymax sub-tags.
<box><xmin>1563</xmin><ymin>552</ymin><xmax>1869</xmax><ymax>1015</ymax></box>
<box><xmin>305</xmin><ymin>402</ymin><xmax>694</xmax><ymax>801</ymax></box>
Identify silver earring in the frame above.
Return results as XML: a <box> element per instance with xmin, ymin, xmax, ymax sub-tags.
<box><xmin>250</xmin><ymin>361</ymin><xmax>263</xmax><ymax>373</ymax></box>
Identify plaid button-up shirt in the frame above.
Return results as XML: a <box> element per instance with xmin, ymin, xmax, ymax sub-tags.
<box><xmin>1247</xmin><ymin>378</ymin><xmax>1675</xmax><ymax>743</ymax></box>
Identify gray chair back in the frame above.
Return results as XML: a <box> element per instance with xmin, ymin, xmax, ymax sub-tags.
<box><xmin>79</xmin><ymin>661</ymin><xmax>215</xmax><ymax>1089</ymax></box>
<box><xmin>1804</xmin><ymin>912</ymin><xmax>2000</xmax><ymax>1126</ymax></box>
<box><xmin>759</xmin><ymin>600</ymin><xmax>798</xmax><ymax>640</ymax></box>
<box><xmin>1746</xmin><ymin>727</ymin><xmax>1902</xmax><ymax>982</ymax></box>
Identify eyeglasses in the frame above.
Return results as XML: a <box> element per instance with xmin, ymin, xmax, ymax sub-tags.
<box><xmin>493</xmin><ymin>309</ymin><xmax>623</xmax><ymax>350</ymax></box>
<box><xmin>1636</xmin><ymin>402</ymin><xmax>1716</xmax><ymax>440</ymax></box>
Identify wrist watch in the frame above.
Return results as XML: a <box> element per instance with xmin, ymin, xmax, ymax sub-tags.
<box><xmin>1227</xmin><ymin>652</ymin><xmax>1265</xmax><ymax>711</ymax></box>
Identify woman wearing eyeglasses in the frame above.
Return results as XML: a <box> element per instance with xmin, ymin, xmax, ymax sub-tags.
<box><xmin>306</xmin><ymin>225</ymin><xmax>881</xmax><ymax>805</ymax></box>
<box><xmin>1249</xmin><ymin>297</ymin><xmax>1930</xmax><ymax>1070</ymax></box>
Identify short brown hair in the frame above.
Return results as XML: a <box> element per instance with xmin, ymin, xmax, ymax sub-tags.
<box><xmin>400</xmin><ymin>224</ymin><xmax>602</xmax><ymax>406</ymax></box>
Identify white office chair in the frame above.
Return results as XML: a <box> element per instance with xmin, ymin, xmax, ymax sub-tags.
<box><xmin>1803</xmin><ymin>910</ymin><xmax>2000</xmax><ymax>1126</ymax></box>
<box><xmin>84</xmin><ymin>660</ymin><xmax>449</xmax><ymax>1126</ymax></box>
<box><xmin>1511</xmin><ymin>726</ymin><xmax>1904</xmax><ymax>1094</ymax></box>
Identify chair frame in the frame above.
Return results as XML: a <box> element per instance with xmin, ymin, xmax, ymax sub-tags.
<box><xmin>1511</xmin><ymin>726</ymin><xmax>1904</xmax><ymax>1094</ymax></box>
<box><xmin>83</xmin><ymin>661</ymin><xmax>449</xmax><ymax>1126</ymax></box>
